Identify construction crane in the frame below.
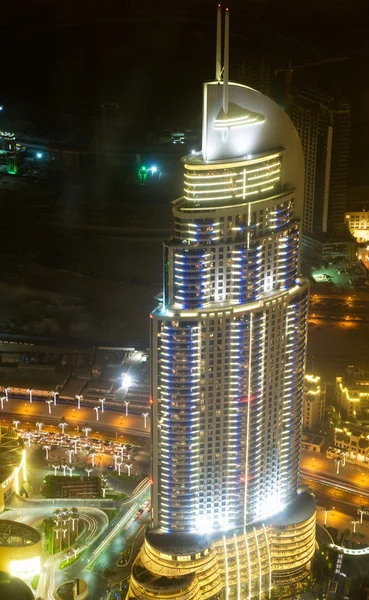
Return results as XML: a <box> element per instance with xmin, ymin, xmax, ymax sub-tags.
<box><xmin>274</xmin><ymin>57</ymin><xmax>350</xmax><ymax>112</ymax></box>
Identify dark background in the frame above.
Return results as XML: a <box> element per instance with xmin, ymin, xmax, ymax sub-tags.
<box><xmin>2</xmin><ymin>0</ymin><xmax>369</xmax><ymax>126</ymax></box>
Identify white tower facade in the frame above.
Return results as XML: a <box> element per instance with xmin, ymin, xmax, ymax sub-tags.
<box><xmin>130</xmin><ymin>9</ymin><xmax>316</xmax><ymax>600</ymax></box>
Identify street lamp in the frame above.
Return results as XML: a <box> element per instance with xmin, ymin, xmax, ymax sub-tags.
<box><xmin>125</xmin><ymin>463</ymin><xmax>133</xmax><ymax>477</ymax></box>
<box><xmin>27</xmin><ymin>389</ymin><xmax>34</xmax><ymax>404</ymax></box>
<box><xmin>4</xmin><ymin>387</ymin><xmax>10</xmax><ymax>402</ymax></box>
<box><xmin>357</xmin><ymin>507</ymin><xmax>369</xmax><ymax>524</ymax></box>
<box><xmin>25</xmin><ymin>432</ymin><xmax>31</xmax><ymax>448</ymax></box>
<box><xmin>36</xmin><ymin>422</ymin><xmax>43</xmax><ymax>432</ymax></box>
<box><xmin>124</xmin><ymin>401</ymin><xmax>130</xmax><ymax>417</ymax></box>
<box><xmin>51</xmin><ymin>465</ymin><xmax>60</xmax><ymax>476</ymax></box>
<box><xmin>85</xmin><ymin>468</ymin><xmax>93</xmax><ymax>478</ymax></box>
<box><xmin>72</xmin><ymin>437</ymin><xmax>79</xmax><ymax>454</ymax></box>
<box><xmin>82</xmin><ymin>426</ymin><xmax>91</xmax><ymax>438</ymax></box>
<box><xmin>50</xmin><ymin>391</ymin><xmax>58</xmax><ymax>406</ymax></box>
<box><xmin>93</xmin><ymin>406</ymin><xmax>100</xmax><ymax>421</ymax></box>
<box><xmin>59</xmin><ymin>421</ymin><xmax>68</xmax><ymax>435</ymax></box>
<box><xmin>89</xmin><ymin>452</ymin><xmax>96</xmax><ymax>467</ymax></box>
<box><xmin>351</xmin><ymin>519</ymin><xmax>360</xmax><ymax>533</ymax></box>
<box><xmin>46</xmin><ymin>400</ymin><xmax>53</xmax><ymax>414</ymax></box>
<box><xmin>67</xmin><ymin>466</ymin><xmax>75</xmax><ymax>477</ymax></box>
<box><xmin>113</xmin><ymin>454</ymin><xmax>120</xmax><ymax>470</ymax></box>
<box><xmin>142</xmin><ymin>412</ymin><xmax>149</xmax><ymax>429</ymax></box>
<box><xmin>66</xmin><ymin>449</ymin><xmax>74</xmax><ymax>464</ymax></box>
<box><xmin>117</xmin><ymin>460</ymin><xmax>122</xmax><ymax>476</ymax></box>
<box><xmin>119</xmin><ymin>444</ymin><xmax>126</xmax><ymax>461</ymax></box>
<box><xmin>99</xmin><ymin>397</ymin><xmax>105</xmax><ymax>413</ymax></box>
<box><xmin>334</xmin><ymin>458</ymin><xmax>343</xmax><ymax>474</ymax></box>
<box><xmin>76</xmin><ymin>395</ymin><xmax>83</xmax><ymax>410</ymax></box>
<box><xmin>13</xmin><ymin>420</ymin><xmax>20</xmax><ymax>430</ymax></box>
<box><xmin>0</xmin><ymin>397</ymin><xmax>5</xmax><ymax>410</ymax></box>
<box><xmin>61</xmin><ymin>465</ymin><xmax>67</xmax><ymax>476</ymax></box>
<box><xmin>322</xmin><ymin>508</ymin><xmax>331</xmax><ymax>526</ymax></box>
<box><xmin>43</xmin><ymin>445</ymin><xmax>51</xmax><ymax>460</ymax></box>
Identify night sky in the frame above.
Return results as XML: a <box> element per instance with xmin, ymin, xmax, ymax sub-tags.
<box><xmin>2</xmin><ymin>0</ymin><xmax>369</xmax><ymax>134</ymax></box>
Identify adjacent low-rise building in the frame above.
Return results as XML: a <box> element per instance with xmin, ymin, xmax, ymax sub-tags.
<box><xmin>336</xmin><ymin>366</ymin><xmax>369</xmax><ymax>421</ymax></box>
<box><xmin>303</xmin><ymin>374</ymin><xmax>325</xmax><ymax>431</ymax></box>
<box><xmin>333</xmin><ymin>426</ymin><xmax>369</xmax><ymax>464</ymax></box>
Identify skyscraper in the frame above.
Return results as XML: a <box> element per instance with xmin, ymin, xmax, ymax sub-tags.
<box><xmin>129</xmin><ymin>8</ymin><xmax>315</xmax><ymax>600</ymax></box>
<box><xmin>290</xmin><ymin>86</ymin><xmax>350</xmax><ymax>252</ymax></box>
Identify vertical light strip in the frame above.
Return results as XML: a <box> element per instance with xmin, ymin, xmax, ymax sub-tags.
<box><xmin>243</xmin><ymin>169</ymin><xmax>246</xmax><ymax>200</ymax></box>
<box><xmin>223</xmin><ymin>535</ymin><xmax>229</xmax><ymax>600</ymax></box>
<box><xmin>262</xmin><ymin>524</ymin><xmax>272</xmax><ymax>598</ymax></box>
<box><xmin>243</xmin><ymin>527</ymin><xmax>252</xmax><ymax>600</ymax></box>
<box><xmin>253</xmin><ymin>527</ymin><xmax>263</xmax><ymax>600</ymax></box>
<box><xmin>244</xmin><ymin>312</ymin><xmax>253</xmax><ymax>523</ymax></box>
<box><xmin>234</xmin><ymin>533</ymin><xmax>241</xmax><ymax>600</ymax></box>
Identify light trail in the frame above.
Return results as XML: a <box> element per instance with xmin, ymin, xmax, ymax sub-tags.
<box><xmin>92</xmin><ymin>490</ymin><xmax>149</xmax><ymax>559</ymax></box>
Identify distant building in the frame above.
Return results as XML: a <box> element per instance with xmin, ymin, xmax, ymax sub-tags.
<box><xmin>230</xmin><ymin>54</ymin><xmax>272</xmax><ymax>97</ymax></box>
<box><xmin>336</xmin><ymin>366</ymin><xmax>369</xmax><ymax>421</ymax></box>
<box><xmin>291</xmin><ymin>86</ymin><xmax>351</xmax><ymax>258</ymax></box>
<box><xmin>303</xmin><ymin>374</ymin><xmax>325</xmax><ymax>431</ymax></box>
<box><xmin>345</xmin><ymin>211</ymin><xmax>369</xmax><ymax>243</ymax></box>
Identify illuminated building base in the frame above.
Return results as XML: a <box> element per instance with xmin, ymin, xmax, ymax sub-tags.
<box><xmin>128</xmin><ymin>493</ymin><xmax>315</xmax><ymax>600</ymax></box>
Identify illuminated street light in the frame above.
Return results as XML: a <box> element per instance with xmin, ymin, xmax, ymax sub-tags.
<box><xmin>113</xmin><ymin>454</ymin><xmax>120</xmax><ymax>470</ymax></box>
<box><xmin>89</xmin><ymin>452</ymin><xmax>96</xmax><ymax>467</ymax></box>
<box><xmin>124</xmin><ymin>400</ymin><xmax>130</xmax><ymax>417</ymax></box>
<box><xmin>43</xmin><ymin>445</ymin><xmax>51</xmax><ymax>460</ymax></box>
<box><xmin>27</xmin><ymin>389</ymin><xmax>34</xmax><ymax>404</ymax></box>
<box><xmin>93</xmin><ymin>406</ymin><xmax>100</xmax><ymax>421</ymax></box>
<box><xmin>13</xmin><ymin>420</ymin><xmax>20</xmax><ymax>430</ymax></box>
<box><xmin>25</xmin><ymin>432</ymin><xmax>31</xmax><ymax>448</ymax></box>
<box><xmin>59</xmin><ymin>421</ymin><xmax>68</xmax><ymax>435</ymax></box>
<box><xmin>357</xmin><ymin>508</ymin><xmax>367</xmax><ymax>524</ymax></box>
<box><xmin>0</xmin><ymin>396</ymin><xmax>5</xmax><ymax>410</ymax></box>
<box><xmin>62</xmin><ymin>528</ymin><xmax>68</xmax><ymax>538</ymax></box>
<box><xmin>51</xmin><ymin>465</ymin><xmax>60</xmax><ymax>476</ymax></box>
<box><xmin>4</xmin><ymin>387</ymin><xmax>10</xmax><ymax>402</ymax></box>
<box><xmin>67</xmin><ymin>466</ymin><xmax>75</xmax><ymax>477</ymax></box>
<box><xmin>334</xmin><ymin>458</ymin><xmax>344</xmax><ymax>474</ymax></box>
<box><xmin>51</xmin><ymin>391</ymin><xmax>59</xmax><ymax>406</ymax></box>
<box><xmin>142</xmin><ymin>412</ymin><xmax>149</xmax><ymax>429</ymax></box>
<box><xmin>72</xmin><ymin>437</ymin><xmax>79</xmax><ymax>454</ymax></box>
<box><xmin>46</xmin><ymin>400</ymin><xmax>53</xmax><ymax>414</ymax></box>
<box><xmin>36</xmin><ymin>422</ymin><xmax>43</xmax><ymax>432</ymax></box>
<box><xmin>99</xmin><ymin>398</ymin><xmax>105</xmax><ymax>413</ymax></box>
<box><xmin>75</xmin><ymin>395</ymin><xmax>83</xmax><ymax>410</ymax></box>
<box><xmin>66</xmin><ymin>449</ymin><xmax>74</xmax><ymax>464</ymax></box>
<box><xmin>117</xmin><ymin>460</ymin><xmax>123</xmax><ymax>476</ymax></box>
<box><xmin>322</xmin><ymin>508</ymin><xmax>331</xmax><ymax>526</ymax></box>
<box><xmin>61</xmin><ymin>465</ymin><xmax>67</xmax><ymax>476</ymax></box>
<box><xmin>85</xmin><ymin>468</ymin><xmax>93</xmax><ymax>478</ymax></box>
<box><xmin>351</xmin><ymin>519</ymin><xmax>360</xmax><ymax>533</ymax></box>
<box><xmin>122</xmin><ymin>374</ymin><xmax>132</xmax><ymax>390</ymax></box>
<box><xmin>150</xmin><ymin>165</ymin><xmax>157</xmax><ymax>174</ymax></box>
<box><xmin>119</xmin><ymin>444</ymin><xmax>126</xmax><ymax>461</ymax></box>
<box><xmin>125</xmin><ymin>463</ymin><xmax>133</xmax><ymax>477</ymax></box>
<box><xmin>82</xmin><ymin>426</ymin><xmax>91</xmax><ymax>438</ymax></box>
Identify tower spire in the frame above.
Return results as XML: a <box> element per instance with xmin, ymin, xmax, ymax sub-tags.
<box><xmin>215</xmin><ymin>4</ymin><xmax>222</xmax><ymax>81</ymax></box>
<box><xmin>223</xmin><ymin>7</ymin><xmax>229</xmax><ymax>113</ymax></box>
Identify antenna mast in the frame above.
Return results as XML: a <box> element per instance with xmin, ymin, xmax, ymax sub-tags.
<box><xmin>223</xmin><ymin>8</ymin><xmax>229</xmax><ymax>113</ymax></box>
<box><xmin>215</xmin><ymin>4</ymin><xmax>222</xmax><ymax>81</ymax></box>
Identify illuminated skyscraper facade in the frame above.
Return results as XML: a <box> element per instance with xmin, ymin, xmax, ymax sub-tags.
<box><xmin>129</xmin><ymin>8</ymin><xmax>315</xmax><ymax>600</ymax></box>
